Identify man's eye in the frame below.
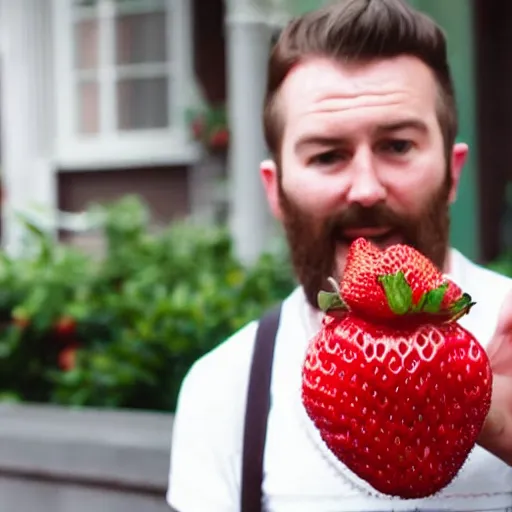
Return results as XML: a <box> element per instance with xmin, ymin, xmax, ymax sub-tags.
<box><xmin>380</xmin><ymin>140</ymin><xmax>413</xmax><ymax>154</ymax></box>
<box><xmin>310</xmin><ymin>151</ymin><xmax>343</xmax><ymax>166</ymax></box>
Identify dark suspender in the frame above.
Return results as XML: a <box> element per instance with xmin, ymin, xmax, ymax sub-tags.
<box><xmin>241</xmin><ymin>303</ymin><xmax>282</xmax><ymax>512</ymax></box>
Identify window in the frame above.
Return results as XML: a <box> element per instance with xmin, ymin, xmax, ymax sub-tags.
<box><xmin>53</xmin><ymin>0</ymin><xmax>198</xmax><ymax>169</ymax></box>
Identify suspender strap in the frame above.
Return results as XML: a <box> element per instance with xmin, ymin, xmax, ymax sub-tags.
<box><xmin>240</xmin><ymin>303</ymin><xmax>282</xmax><ymax>512</ymax></box>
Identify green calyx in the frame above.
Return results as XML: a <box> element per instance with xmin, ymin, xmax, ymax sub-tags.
<box><xmin>317</xmin><ymin>272</ymin><xmax>475</xmax><ymax>320</ymax></box>
<box><xmin>317</xmin><ymin>277</ymin><xmax>348</xmax><ymax>313</ymax></box>
<box><xmin>377</xmin><ymin>271</ymin><xmax>475</xmax><ymax>319</ymax></box>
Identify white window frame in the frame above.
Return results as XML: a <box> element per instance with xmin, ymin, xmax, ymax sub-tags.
<box><xmin>52</xmin><ymin>0</ymin><xmax>200</xmax><ymax>170</ymax></box>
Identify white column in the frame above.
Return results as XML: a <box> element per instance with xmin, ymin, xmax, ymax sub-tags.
<box><xmin>0</xmin><ymin>0</ymin><xmax>56</xmax><ymax>256</ymax></box>
<box><xmin>225</xmin><ymin>0</ymin><xmax>276</xmax><ymax>265</ymax></box>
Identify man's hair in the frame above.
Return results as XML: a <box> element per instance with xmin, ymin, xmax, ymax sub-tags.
<box><xmin>263</xmin><ymin>0</ymin><xmax>457</xmax><ymax>163</ymax></box>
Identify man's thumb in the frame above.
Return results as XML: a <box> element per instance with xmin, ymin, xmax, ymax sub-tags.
<box><xmin>487</xmin><ymin>287</ymin><xmax>512</xmax><ymax>373</ymax></box>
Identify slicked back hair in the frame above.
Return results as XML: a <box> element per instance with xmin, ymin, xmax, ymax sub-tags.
<box><xmin>263</xmin><ymin>0</ymin><xmax>457</xmax><ymax>165</ymax></box>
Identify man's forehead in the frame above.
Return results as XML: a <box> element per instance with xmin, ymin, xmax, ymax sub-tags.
<box><xmin>279</xmin><ymin>56</ymin><xmax>438</xmax><ymax>121</ymax></box>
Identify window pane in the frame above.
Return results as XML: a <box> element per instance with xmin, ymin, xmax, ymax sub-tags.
<box><xmin>74</xmin><ymin>19</ymin><xmax>98</xmax><ymax>70</ymax></box>
<box><xmin>117</xmin><ymin>77</ymin><xmax>168</xmax><ymax>130</ymax></box>
<box><xmin>115</xmin><ymin>12</ymin><xmax>167</xmax><ymax>65</ymax></box>
<box><xmin>77</xmin><ymin>81</ymin><xmax>99</xmax><ymax>134</ymax></box>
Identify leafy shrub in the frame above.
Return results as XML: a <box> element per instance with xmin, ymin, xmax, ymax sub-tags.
<box><xmin>0</xmin><ymin>196</ymin><xmax>296</xmax><ymax>411</ymax></box>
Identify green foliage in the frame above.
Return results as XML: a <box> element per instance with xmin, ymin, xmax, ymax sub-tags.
<box><xmin>0</xmin><ymin>196</ymin><xmax>296</xmax><ymax>412</ymax></box>
<box><xmin>487</xmin><ymin>252</ymin><xmax>512</xmax><ymax>279</ymax></box>
<box><xmin>186</xmin><ymin>103</ymin><xmax>229</xmax><ymax>152</ymax></box>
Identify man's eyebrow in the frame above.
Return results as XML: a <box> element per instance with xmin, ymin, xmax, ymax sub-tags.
<box><xmin>294</xmin><ymin>119</ymin><xmax>428</xmax><ymax>152</ymax></box>
<box><xmin>374</xmin><ymin>119</ymin><xmax>428</xmax><ymax>134</ymax></box>
<box><xmin>294</xmin><ymin>135</ymin><xmax>345</xmax><ymax>152</ymax></box>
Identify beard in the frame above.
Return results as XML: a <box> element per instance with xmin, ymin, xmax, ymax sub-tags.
<box><xmin>278</xmin><ymin>174</ymin><xmax>452</xmax><ymax>310</ymax></box>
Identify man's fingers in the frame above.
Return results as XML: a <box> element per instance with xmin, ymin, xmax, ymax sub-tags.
<box><xmin>488</xmin><ymin>338</ymin><xmax>512</xmax><ymax>375</ymax></box>
<box><xmin>494</xmin><ymin>287</ymin><xmax>512</xmax><ymax>337</ymax></box>
<box><xmin>487</xmin><ymin>286</ymin><xmax>512</xmax><ymax>374</ymax></box>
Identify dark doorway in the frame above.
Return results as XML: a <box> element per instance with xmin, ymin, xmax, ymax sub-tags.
<box><xmin>474</xmin><ymin>0</ymin><xmax>512</xmax><ymax>262</ymax></box>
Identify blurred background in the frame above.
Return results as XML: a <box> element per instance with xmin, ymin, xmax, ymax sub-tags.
<box><xmin>0</xmin><ymin>0</ymin><xmax>507</xmax><ymax>510</ymax></box>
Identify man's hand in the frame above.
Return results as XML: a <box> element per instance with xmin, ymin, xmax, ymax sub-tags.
<box><xmin>478</xmin><ymin>288</ymin><xmax>512</xmax><ymax>465</ymax></box>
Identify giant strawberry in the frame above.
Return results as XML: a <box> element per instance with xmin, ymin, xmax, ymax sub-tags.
<box><xmin>301</xmin><ymin>237</ymin><xmax>492</xmax><ymax>499</ymax></box>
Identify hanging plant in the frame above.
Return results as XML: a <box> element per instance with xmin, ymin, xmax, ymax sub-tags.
<box><xmin>187</xmin><ymin>103</ymin><xmax>230</xmax><ymax>154</ymax></box>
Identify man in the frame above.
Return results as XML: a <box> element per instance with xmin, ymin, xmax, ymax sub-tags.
<box><xmin>167</xmin><ymin>0</ymin><xmax>512</xmax><ymax>510</ymax></box>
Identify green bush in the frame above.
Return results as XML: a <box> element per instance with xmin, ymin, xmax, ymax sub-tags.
<box><xmin>0</xmin><ymin>196</ymin><xmax>296</xmax><ymax>411</ymax></box>
<box><xmin>487</xmin><ymin>252</ymin><xmax>512</xmax><ymax>279</ymax></box>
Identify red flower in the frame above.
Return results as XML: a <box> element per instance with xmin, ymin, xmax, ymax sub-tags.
<box><xmin>191</xmin><ymin>117</ymin><xmax>204</xmax><ymax>139</ymax></box>
<box><xmin>209</xmin><ymin>128</ymin><xmax>229</xmax><ymax>150</ymax></box>
<box><xmin>54</xmin><ymin>316</ymin><xmax>76</xmax><ymax>337</ymax></box>
<box><xmin>59</xmin><ymin>344</ymin><xmax>78</xmax><ymax>371</ymax></box>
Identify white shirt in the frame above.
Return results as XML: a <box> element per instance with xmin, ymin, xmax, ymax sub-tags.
<box><xmin>167</xmin><ymin>249</ymin><xmax>512</xmax><ymax>512</ymax></box>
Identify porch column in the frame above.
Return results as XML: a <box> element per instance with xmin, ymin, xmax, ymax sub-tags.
<box><xmin>224</xmin><ymin>0</ymin><xmax>275</xmax><ymax>265</ymax></box>
<box><xmin>0</xmin><ymin>0</ymin><xmax>56</xmax><ymax>256</ymax></box>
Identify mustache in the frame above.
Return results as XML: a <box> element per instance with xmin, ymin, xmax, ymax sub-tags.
<box><xmin>327</xmin><ymin>203</ymin><xmax>406</xmax><ymax>233</ymax></box>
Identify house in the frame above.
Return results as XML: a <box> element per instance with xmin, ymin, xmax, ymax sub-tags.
<box><xmin>0</xmin><ymin>0</ymin><xmax>226</xmax><ymax>257</ymax></box>
<box><xmin>0</xmin><ymin>0</ymin><xmax>508</xmax><ymax>266</ymax></box>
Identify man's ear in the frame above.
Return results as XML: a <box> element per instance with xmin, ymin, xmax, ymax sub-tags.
<box><xmin>448</xmin><ymin>143</ymin><xmax>469</xmax><ymax>203</ymax></box>
<box><xmin>260</xmin><ymin>159</ymin><xmax>282</xmax><ymax>220</ymax></box>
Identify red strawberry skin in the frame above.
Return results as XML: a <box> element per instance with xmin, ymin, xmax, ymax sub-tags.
<box><xmin>303</xmin><ymin>237</ymin><xmax>492</xmax><ymax>499</ymax></box>
<box><xmin>301</xmin><ymin>313</ymin><xmax>492</xmax><ymax>499</ymax></box>
<box><xmin>341</xmin><ymin>238</ymin><xmax>463</xmax><ymax>320</ymax></box>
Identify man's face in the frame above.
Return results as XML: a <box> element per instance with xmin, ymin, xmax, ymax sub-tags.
<box><xmin>261</xmin><ymin>56</ymin><xmax>467</xmax><ymax>308</ymax></box>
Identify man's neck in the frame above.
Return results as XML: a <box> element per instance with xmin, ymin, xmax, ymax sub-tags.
<box><xmin>442</xmin><ymin>247</ymin><xmax>453</xmax><ymax>276</ymax></box>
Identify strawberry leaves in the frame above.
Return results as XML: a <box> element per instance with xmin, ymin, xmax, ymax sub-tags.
<box><xmin>378</xmin><ymin>272</ymin><xmax>412</xmax><ymax>315</ymax></box>
<box><xmin>318</xmin><ymin>290</ymin><xmax>346</xmax><ymax>312</ymax></box>
<box><xmin>415</xmin><ymin>283</ymin><xmax>448</xmax><ymax>313</ymax></box>
<box><xmin>378</xmin><ymin>271</ymin><xmax>474</xmax><ymax>319</ymax></box>
<box><xmin>318</xmin><ymin>277</ymin><xmax>348</xmax><ymax>313</ymax></box>
<box><xmin>448</xmin><ymin>293</ymin><xmax>475</xmax><ymax>320</ymax></box>
<box><xmin>318</xmin><ymin>270</ymin><xmax>475</xmax><ymax>321</ymax></box>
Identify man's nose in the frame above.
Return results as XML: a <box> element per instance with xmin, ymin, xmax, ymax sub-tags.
<box><xmin>345</xmin><ymin>149</ymin><xmax>387</xmax><ymax>207</ymax></box>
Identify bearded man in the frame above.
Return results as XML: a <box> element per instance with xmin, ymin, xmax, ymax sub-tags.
<box><xmin>167</xmin><ymin>1</ymin><xmax>512</xmax><ymax>511</ymax></box>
